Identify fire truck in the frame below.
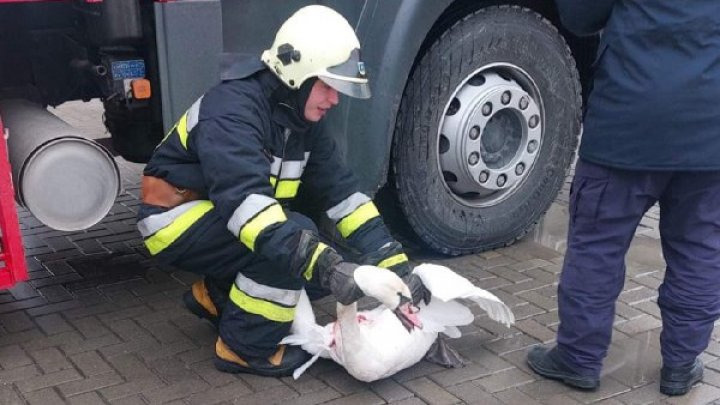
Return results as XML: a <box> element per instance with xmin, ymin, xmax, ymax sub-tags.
<box><xmin>0</xmin><ymin>0</ymin><xmax>596</xmax><ymax>286</ymax></box>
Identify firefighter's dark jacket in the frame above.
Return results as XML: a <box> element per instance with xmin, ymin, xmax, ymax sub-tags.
<box><xmin>142</xmin><ymin>57</ymin><xmax>406</xmax><ymax>281</ymax></box>
<box><xmin>556</xmin><ymin>0</ymin><xmax>720</xmax><ymax>170</ymax></box>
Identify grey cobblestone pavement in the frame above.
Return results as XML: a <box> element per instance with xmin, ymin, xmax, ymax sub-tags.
<box><xmin>0</xmin><ymin>100</ymin><xmax>716</xmax><ymax>404</ymax></box>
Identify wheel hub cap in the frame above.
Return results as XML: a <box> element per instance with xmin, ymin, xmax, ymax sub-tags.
<box><xmin>438</xmin><ymin>70</ymin><xmax>542</xmax><ymax>205</ymax></box>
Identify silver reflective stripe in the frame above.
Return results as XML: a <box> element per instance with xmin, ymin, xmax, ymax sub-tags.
<box><xmin>137</xmin><ymin>200</ymin><xmax>207</xmax><ymax>237</ymax></box>
<box><xmin>186</xmin><ymin>96</ymin><xmax>203</xmax><ymax>133</ymax></box>
<box><xmin>227</xmin><ymin>194</ymin><xmax>278</xmax><ymax>236</ymax></box>
<box><xmin>235</xmin><ymin>273</ymin><xmax>300</xmax><ymax>307</ymax></box>
<box><xmin>279</xmin><ymin>152</ymin><xmax>310</xmax><ymax>179</ymax></box>
<box><xmin>327</xmin><ymin>192</ymin><xmax>372</xmax><ymax>222</ymax></box>
<box><xmin>270</xmin><ymin>156</ymin><xmax>282</xmax><ymax>177</ymax></box>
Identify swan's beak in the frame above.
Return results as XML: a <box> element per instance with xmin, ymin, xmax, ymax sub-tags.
<box><xmin>393</xmin><ymin>294</ymin><xmax>422</xmax><ymax>332</ymax></box>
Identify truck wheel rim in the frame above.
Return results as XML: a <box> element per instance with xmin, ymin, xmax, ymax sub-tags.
<box><xmin>436</xmin><ymin>63</ymin><xmax>544</xmax><ymax>207</ymax></box>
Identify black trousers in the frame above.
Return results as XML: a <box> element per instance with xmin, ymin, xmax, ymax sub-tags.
<box><xmin>143</xmin><ymin>204</ymin><xmax>328</xmax><ymax>358</ymax></box>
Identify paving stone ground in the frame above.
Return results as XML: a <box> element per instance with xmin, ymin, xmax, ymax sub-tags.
<box><xmin>0</xmin><ymin>100</ymin><xmax>717</xmax><ymax>404</ymax></box>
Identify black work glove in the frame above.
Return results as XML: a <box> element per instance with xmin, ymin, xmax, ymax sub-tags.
<box><xmin>325</xmin><ymin>261</ymin><xmax>365</xmax><ymax>305</ymax></box>
<box><xmin>359</xmin><ymin>240</ymin><xmax>411</xmax><ymax>277</ymax></box>
<box><xmin>291</xmin><ymin>230</ymin><xmax>372</xmax><ymax>305</ymax></box>
<box><xmin>311</xmin><ymin>242</ymin><xmax>365</xmax><ymax>305</ymax></box>
<box><xmin>403</xmin><ymin>273</ymin><xmax>431</xmax><ymax>306</ymax></box>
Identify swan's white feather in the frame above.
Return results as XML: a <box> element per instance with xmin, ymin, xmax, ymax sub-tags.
<box><xmin>285</xmin><ymin>263</ymin><xmax>515</xmax><ymax>382</ymax></box>
<box><xmin>415</xmin><ymin>263</ymin><xmax>515</xmax><ymax>327</ymax></box>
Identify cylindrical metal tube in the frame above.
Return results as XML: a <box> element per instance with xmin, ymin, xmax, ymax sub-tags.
<box><xmin>0</xmin><ymin>99</ymin><xmax>120</xmax><ymax>231</ymax></box>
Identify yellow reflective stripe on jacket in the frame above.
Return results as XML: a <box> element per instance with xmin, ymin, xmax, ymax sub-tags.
<box><xmin>240</xmin><ymin>203</ymin><xmax>287</xmax><ymax>251</ymax></box>
<box><xmin>275</xmin><ymin>179</ymin><xmax>300</xmax><ymax>199</ymax></box>
<box><xmin>176</xmin><ymin>113</ymin><xmax>189</xmax><ymax>149</ymax></box>
<box><xmin>158</xmin><ymin>122</ymin><xmax>177</xmax><ymax>145</ymax></box>
<box><xmin>327</xmin><ymin>192</ymin><xmax>371</xmax><ymax>222</ymax></box>
<box><xmin>229</xmin><ymin>284</ymin><xmax>295</xmax><ymax>323</ymax></box>
<box><xmin>378</xmin><ymin>253</ymin><xmax>409</xmax><ymax>269</ymax></box>
<box><xmin>138</xmin><ymin>200</ymin><xmax>207</xmax><ymax>237</ymax></box>
<box><xmin>235</xmin><ymin>273</ymin><xmax>300</xmax><ymax>306</ymax></box>
<box><xmin>227</xmin><ymin>194</ymin><xmax>276</xmax><ymax>236</ymax></box>
<box><xmin>304</xmin><ymin>242</ymin><xmax>329</xmax><ymax>281</ymax></box>
<box><xmin>337</xmin><ymin>201</ymin><xmax>380</xmax><ymax>238</ymax></box>
<box><xmin>270</xmin><ymin>176</ymin><xmax>277</xmax><ymax>187</ymax></box>
<box><xmin>161</xmin><ymin>96</ymin><xmax>201</xmax><ymax>149</ymax></box>
<box><xmin>144</xmin><ymin>201</ymin><xmax>214</xmax><ymax>255</ymax></box>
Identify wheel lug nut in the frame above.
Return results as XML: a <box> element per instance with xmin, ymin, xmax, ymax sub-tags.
<box><xmin>479</xmin><ymin>171</ymin><xmax>489</xmax><ymax>183</ymax></box>
<box><xmin>501</xmin><ymin>91</ymin><xmax>511</xmax><ymax>105</ymax></box>
<box><xmin>515</xmin><ymin>163</ymin><xmax>525</xmax><ymax>176</ymax></box>
<box><xmin>497</xmin><ymin>174</ymin><xmax>507</xmax><ymax>187</ymax></box>
<box><xmin>529</xmin><ymin>115</ymin><xmax>539</xmax><ymax>128</ymax></box>
<box><xmin>527</xmin><ymin>140</ymin><xmax>538</xmax><ymax>153</ymax></box>
<box><xmin>482</xmin><ymin>102</ymin><xmax>493</xmax><ymax>116</ymax></box>
<box><xmin>519</xmin><ymin>96</ymin><xmax>529</xmax><ymax>110</ymax></box>
<box><xmin>469</xmin><ymin>125</ymin><xmax>480</xmax><ymax>140</ymax></box>
<box><xmin>468</xmin><ymin>152</ymin><xmax>479</xmax><ymax>165</ymax></box>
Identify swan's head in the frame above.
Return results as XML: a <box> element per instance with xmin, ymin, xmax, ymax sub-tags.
<box><xmin>353</xmin><ymin>265</ymin><xmax>422</xmax><ymax>331</ymax></box>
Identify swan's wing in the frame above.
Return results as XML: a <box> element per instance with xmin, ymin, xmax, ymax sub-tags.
<box><xmin>441</xmin><ymin>326</ymin><xmax>462</xmax><ymax>339</ymax></box>
<box><xmin>291</xmin><ymin>352</ymin><xmax>323</xmax><ymax>380</ymax></box>
<box><xmin>283</xmin><ymin>289</ymin><xmax>333</xmax><ymax>379</ymax></box>
<box><xmin>413</xmin><ymin>263</ymin><xmax>480</xmax><ymax>301</ymax></box>
<box><xmin>286</xmin><ymin>292</ymin><xmax>323</xmax><ymax>347</ymax></box>
<box><xmin>289</xmin><ymin>289</ymin><xmax>319</xmax><ymax>336</ymax></box>
<box><xmin>417</xmin><ymin>299</ymin><xmax>474</xmax><ymax>334</ymax></box>
<box><xmin>414</xmin><ymin>263</ymin><xmax>515</xmax><ymax>328</ymax></box>
<box><xmin>465</xmin><ymin>291</ymin><xmax>515</xmax><ymax>328</ymax></box>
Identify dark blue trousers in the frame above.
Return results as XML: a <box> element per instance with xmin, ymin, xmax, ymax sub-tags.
<box><xmin>557</xmin><ymin>159</ymin><xmax>720</xmax><ymax>377</ymax></box>
<box><xmin>142</xmin><ymin>206</ymin><xmax>329</xmax><ymax>358</ymax></box>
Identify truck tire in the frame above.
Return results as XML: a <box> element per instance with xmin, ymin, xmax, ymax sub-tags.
<box><xmin>392</xmin><ymin>6</ymin><xmax>581</xmax><ymax>255</ymax></box>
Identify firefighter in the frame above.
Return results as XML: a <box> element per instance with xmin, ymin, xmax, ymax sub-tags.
<box><xmin>137</xmin><ymin>5</ymin><xmax>428</xmax><ymax>377</ymax></box>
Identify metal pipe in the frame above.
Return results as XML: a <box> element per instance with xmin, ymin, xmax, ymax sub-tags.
<box><xmin>0</xmin><ymin>99</ymin><xmax>120</xmax><ymax>231</ymax></box>
<box><xmin>70</xmin><ymin>59</ymin><xmax>108</xmax><ymax>78</ymax></box>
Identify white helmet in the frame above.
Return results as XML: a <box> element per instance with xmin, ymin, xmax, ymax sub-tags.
<box><xmin>261</xmin><ymin>5</ymin><xmax>371</xmax><ymax>99</ymax></box>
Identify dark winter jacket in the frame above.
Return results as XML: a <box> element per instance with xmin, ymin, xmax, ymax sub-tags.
<box><xmin>142</xmin><ymin>57</ymin><xmax>406</xmax><ymax>280</ymax></box>
<box><xmin>556</xmin><ymin>0</ymin><xmax>720</xmax><ymax>170</ymax></box>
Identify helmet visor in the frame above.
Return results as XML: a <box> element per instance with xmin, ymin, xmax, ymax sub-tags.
<box><xmin>321</xmin><ymin>48</ymin><xmax>371</xmax><ymax>99</ymax></box>
<box><xmin>319</xmin><ymin>76</ymin><xmax>371</xmax><ymax>99</ymax></box>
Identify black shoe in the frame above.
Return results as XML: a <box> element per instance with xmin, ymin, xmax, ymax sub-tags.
<box><xmin>183</xmin><ymin>280</ymin><xmax>220</xmax><ymax>328</ymax></box>
<box><xmin>660</xmin><ymin>358</ymin><xmax>703</xmax><ymax>396</ymax></box>
<box><xmin>214</xmin><ymin>338</ymin><xmax>311</xmax><ymax>377</ymax></box>
<box><xmin>527</xmin><ymin>346</ymin><xmax>600</xmax><ymax>390</ymax></box>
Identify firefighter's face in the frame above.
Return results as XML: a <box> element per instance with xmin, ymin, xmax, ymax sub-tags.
<box><xmin>304</xmin><ymin>79</ymin><xmax>339</xmax><ymax>121</ymax></box>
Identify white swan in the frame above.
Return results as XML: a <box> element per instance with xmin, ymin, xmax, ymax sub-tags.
<box><xmin>282</xmin><ymin>263</ymin><xmax>515</xmax><ymax>382</ymax></box>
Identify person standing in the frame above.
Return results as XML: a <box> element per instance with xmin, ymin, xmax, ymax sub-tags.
<box><xmin>527</xmin><ymin>0</ymin><xmax>720</xmax><ymax>396</ymax></box>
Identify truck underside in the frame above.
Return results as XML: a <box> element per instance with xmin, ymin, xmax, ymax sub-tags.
<box><xmin>0</xmin><ymin>0</ymin><xmax>162</xmax><ymax>231</ymax></box>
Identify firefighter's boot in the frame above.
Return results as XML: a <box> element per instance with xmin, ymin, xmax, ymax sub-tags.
<box><xmin>183</xmin><ymin>280</ymin><xmax>220</xmax><ymax>328</ymax></box>
<box><xmin>214</xmin><ymin>338</ymin><xmax>311</xmax><ymax>377</ymax></box>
